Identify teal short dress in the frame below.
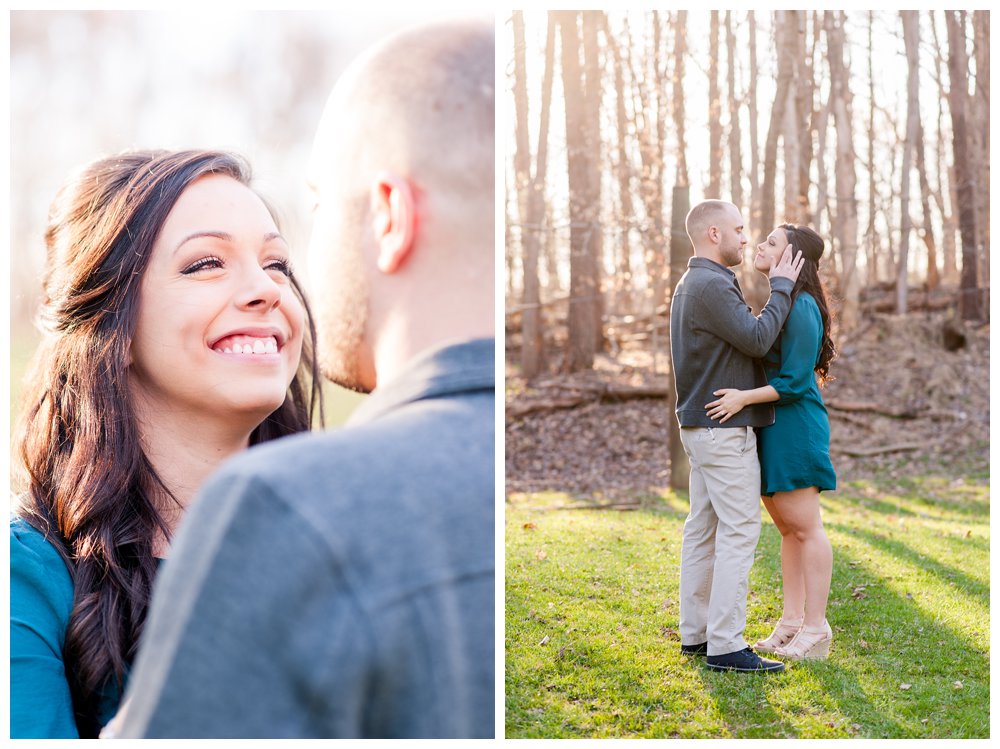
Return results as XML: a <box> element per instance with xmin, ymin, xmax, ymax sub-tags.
<box><xmin>756</xmin><ymin>292</ymin><xmax>837</xmax><ymax>497</ymax></box>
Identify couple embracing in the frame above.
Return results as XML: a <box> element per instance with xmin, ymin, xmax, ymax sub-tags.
<box><xmin>670</xmin><ymin>199</ymin><xmax>838</xmax><ymax>674</ymax></box>
<box><xmin>11</xmin><ymin>20</ymin><xmax>494</xmax><ymax>739</ymax></box>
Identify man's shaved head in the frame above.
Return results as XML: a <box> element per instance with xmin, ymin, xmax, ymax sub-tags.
<box><xmin>311</xmin><ymin>20</ymin><xmax>494</xmax><ymax>199</ymax></box>
<box><xmin>685</xmin><ymin>199</ymin><xmax>747</xmax><ymax>267</ymax></box>
<box><xmin>685</xmin><ymin>200</ymin><xmax>737</xmax><ymax>248</ymax></box>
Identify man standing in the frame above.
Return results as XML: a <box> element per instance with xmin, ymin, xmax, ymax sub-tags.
<box><xmin>117</xmin><ymin>20</ymin><xmax>495</xmax><ymax>737</ymax></box>
<box><xmin>670</xmin><ymin>200</ymin><xmax>802</xmax><ymax>673</ymax></box>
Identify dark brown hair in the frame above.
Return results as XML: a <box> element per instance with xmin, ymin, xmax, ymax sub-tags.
<box><xmin>14</xmin><ymin>149</ymin><xmax>322</xmax><ymax>736</ymax></box>
<box><xmin>779</xmin><ymin>223</ymin><xmax>836</xmax><ymax>385</ymax></box>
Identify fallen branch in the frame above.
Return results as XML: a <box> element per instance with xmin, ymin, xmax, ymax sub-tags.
<box><xmin>506</xmin><ymin>382</ymin><xmax>671</xmax><ymax>420</ymax></box>
<box><xmin>834</xmin><ymin>443</ymin><xmax>925</xmax><ymax>458</ymax></box>
<box><xmin>825</xmin><ymin>399</ymin><xmax>923</xmax><ymax>419</ymax></box>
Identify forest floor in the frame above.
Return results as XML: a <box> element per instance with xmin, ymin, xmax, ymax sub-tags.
<box><xmin>505</xmin><ymin>311</ymin><xmax>990</xmax><ymax>500</ymax></box>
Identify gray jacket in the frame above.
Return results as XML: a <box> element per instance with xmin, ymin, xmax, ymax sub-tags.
<box><xmin>670</xmin><ymin>257</ymin><xmax>793</xmax><ymax>428</ymax></box>
<box><xmin>119</xmin><ymin>339</ymin><xmax>495</xmax><ymax>738</ymax></box>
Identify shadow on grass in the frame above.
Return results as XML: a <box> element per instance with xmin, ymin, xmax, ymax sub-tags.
<box><xmin>690</xmin><ymin>520</ymin><xmax>988</xmax><ymax>738</ymax></box>
<box><xmin>828</xmin><ymin>522</ymin><xmax>989</xmax><ymax>602</ymax></box>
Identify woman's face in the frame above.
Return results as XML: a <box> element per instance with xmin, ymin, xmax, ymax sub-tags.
<box><xmin>754</xmin><ymin>227</ymin><xmax>790</xmax><ymax>274</ymax></box>
<box><xmin>129</xmin><ymin>174</ymin><xmax>305</xmax><ymax>428</ymax></box>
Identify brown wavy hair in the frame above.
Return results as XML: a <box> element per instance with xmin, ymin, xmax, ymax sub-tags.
<box><xmin>779</xmin><ymin>223</ymin><xmax>836</xmax><ymax>385</ymax></box>
<box><xmin>14</xmin><ymin>149</ymin><xmax>322</xmax><ymax>736</ymax></box>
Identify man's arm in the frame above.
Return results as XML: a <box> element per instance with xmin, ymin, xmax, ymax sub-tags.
<box><xmin>698</xmin><ymin>246</ymin><xmax>804</xmax><ymax>358</ymax></box>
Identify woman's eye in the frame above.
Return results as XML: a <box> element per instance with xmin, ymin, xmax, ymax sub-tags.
<box><xmin>265</xmin><ymin>259</ymin><xmax>293</xmax><ymax>277</ymax></box>
<box><xmin>181</xmin><ymin>256</ymin><xmax>224</xmax><ymax>274</ymax></box>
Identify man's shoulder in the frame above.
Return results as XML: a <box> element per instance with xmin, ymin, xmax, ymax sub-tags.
<box><xmin>676</xmin><ymin>263</ymin><xmax>733</xmax><ymax>293</ymax></box>
<box><xmin>213</xmin><ymin>397</ymin><xmax>493</xmax><ymax>515</ymax></box>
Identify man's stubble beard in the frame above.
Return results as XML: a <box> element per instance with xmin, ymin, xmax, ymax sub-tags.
<box><xmin>315</xmin><ymin>199</ymin><xmax>373</xmax><ymax>394</ymax></box>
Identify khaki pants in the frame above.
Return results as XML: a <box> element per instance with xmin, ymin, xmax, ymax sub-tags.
<box><xmin>679</xmin><ymin>426</ymin><xmax>761</xmax><ymax>656</ymax></box>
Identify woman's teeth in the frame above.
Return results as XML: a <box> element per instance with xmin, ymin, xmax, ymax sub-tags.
<box><xmin>215</xmin><ymin>337</ymin><xmax>278</xmax><ymax>355</ymax></box>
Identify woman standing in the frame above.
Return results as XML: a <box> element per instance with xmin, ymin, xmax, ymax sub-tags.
<box><xmin>10</xmin><ymin>150</ymin><xmax>321</xmax><ymax>737</ymax></box>
<box><xmin>705</xmin><ymin>223</ymin><xmax>837</xmax><ymax>660</ymax></box>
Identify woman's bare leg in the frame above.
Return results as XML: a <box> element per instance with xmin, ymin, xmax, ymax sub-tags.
<box><xmin>767</xmin><ymin>487</ymin><xmax>832</xmax><ymax>628</ymax></box>
<box><xmin>763</xmin><ymin>496</ymin><xmax>805</xmax><ymax>622</ymax></box>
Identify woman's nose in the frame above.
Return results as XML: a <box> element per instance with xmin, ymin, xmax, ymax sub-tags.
<box><xmin>237</xmin><ymin>265</ymin><xmax>281</xmax><ymax>311</ymax></box>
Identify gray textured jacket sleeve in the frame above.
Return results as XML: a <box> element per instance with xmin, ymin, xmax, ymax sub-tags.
<box><xmin>696</xmin><ymin>276</ymin><xmax>795</xmax><ymax>358</ymax></box>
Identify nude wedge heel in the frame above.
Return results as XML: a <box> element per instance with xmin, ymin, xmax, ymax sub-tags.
<box><xmin>775</xmin><ymin>620</ymin><xmax>832</xmax><ymax>660</ymax></box>
<box><xmin>754</xmin><ymin>619</ymin><xmax>802</xmax><ymax>654</ymax></box>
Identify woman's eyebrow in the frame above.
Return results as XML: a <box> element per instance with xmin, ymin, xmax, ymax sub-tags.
<box><xmin>174</xmin><ymin>230</ymin><xmax>232</xmax><ymax>255</ymax></box>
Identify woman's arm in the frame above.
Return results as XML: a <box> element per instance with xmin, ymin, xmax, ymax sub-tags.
<box><xmin>10</xmin><ymin>522</ymin><xmax>80</xmax><ymax>739</ymax></box>
<box><xmin>705</xmin><ymin>385</ymin><xmax>779</xmax><ymax>423</ymax></box>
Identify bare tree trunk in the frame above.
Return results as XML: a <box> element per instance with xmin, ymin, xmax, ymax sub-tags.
<box><xmin>514</xmin><ymin>12</ymin><xmax>555</xmax><ymax>379</ymax></box>
<box><xmin>916</xmin><ymin>121</ymin><xmax>940</xmax><ymax>290</ymax></box>
<box><xmin>634</xmin><ymin>11</ymin><xmax>667</xmax><ymax>321</ymax></box>
<box><xmin>558</xmin><ymin>11</ymin><xmax>601</xmax><ymax>370</ymax></box>
<box><xmin>946</xmin><ymin>10</ymin><xmax>982</xmax><ymax>319</ymax></box>
<box><xmin>726</xmin><ymin>11</ymin><xmax>743</xmax><ymax>212</ymax></box>
<box><xmin>897</xmin><ymin>10</ymin><xmax>920</xmax><ymax>314</ymax></box>
<box><xmin>606</xmin><ymin>16</ymin><xmax>634</xmax><ymax>313</ymax></box>
<box><xmin>973</xmin><ymin>10</ymin><xmax>989</xmax><ymax>305</ymax></box>
<box><xmin>931</xmin><ymin>11</ymin><xmax>959</xmax><ymax>285</ymax></box>
<box><xmin>667</xmin><ymin>185</ymin><xmax>691</xmax><ymax>490</ymax></box>
<box><xmin>748</xmin><ymin>11</ymin><xmax>761</xmax><ymax>230</ymax></box>
<box><xmin>583</xmin><ymin>11</ymin><xmax>605</xmax><ymax>348</ymax></box>
<box><xmin>826</xmin><ymin>11</ymin><xmax>860</xmax><ymax>330</ymax></box>
<box><xmin>866</xmin><ymin>12</ymin><xmax>879</xmax><ymax>287</ymax></box>
<box><xmin>761</xmin><ymin>10</ymin><xmax>796</xmax><ymax>234</ymax></box>
<box><xmin>672</xmin><ymin>11</ymin><xmax>689</xmax><ymax>187</ymax></box>
<box><xmin>707</xmin><ymin>11</ymin><xmax>722</xmax><ymax>198</ymax></box>
<box><xmin>796</xmin><ymin>11</ymin><xmax>817</xmax><ymax>225</ymax></box>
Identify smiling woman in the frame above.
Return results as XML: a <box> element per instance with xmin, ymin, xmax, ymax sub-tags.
<box><xmin>9</xmin><ymin>149</ymin><xmax>322</xmax><ymax>738</ymax></box>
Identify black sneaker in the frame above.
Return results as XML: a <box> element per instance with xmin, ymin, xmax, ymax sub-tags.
<box><xmin>680</xmin><ymin>641</ymin><xmax>708</xmax><ymax>656</ymax></box>
<box><xmin>706</xmin><ymin>647</ymin><xmax>785</xmax><ymax>673</ymax></box>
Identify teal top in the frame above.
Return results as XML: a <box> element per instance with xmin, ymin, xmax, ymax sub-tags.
<box><xmin>10</xmin><ymin>516</ymin><xmax>123</xmax><ymax>738</ymax></box>
<box><xmin>756</xmin><ymin>292</ymin><xmax>837</xmax><ymax>496</ymax></box>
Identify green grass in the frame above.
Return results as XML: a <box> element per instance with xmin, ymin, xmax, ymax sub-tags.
<box><xmin>505</xmin><ymin>476</ymin><xmax>990</xmax><ymax>739</ymax></box>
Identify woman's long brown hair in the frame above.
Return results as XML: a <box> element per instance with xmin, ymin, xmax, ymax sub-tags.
<box><xmin>779</xmin><ymin>223</ymin><xmax>837</xmax><ymax>385</ymax></box>
<box><xmin>14</xmin><ymin>150</ymin><xmax>322</xmax><ymax>736</ymax></box>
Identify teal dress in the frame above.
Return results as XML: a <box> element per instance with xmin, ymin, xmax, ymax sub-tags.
<box><xmin>756</xmin><ymin>292</ymin><xmax>837</xmax><ymax>496</ymax></box>
<box><xmin>10</xmin><ymin>516</ymin><xmax>123</xmax><ymax>738</ymax></box>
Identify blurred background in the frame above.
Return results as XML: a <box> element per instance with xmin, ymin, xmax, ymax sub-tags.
<box><xmin>8</xmin><ymin>9</ymin><xmax>485</xmax><ymax>434</ymax></box>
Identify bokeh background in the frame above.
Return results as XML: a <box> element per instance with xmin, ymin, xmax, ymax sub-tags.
<box><xmin>8</xmin><ymin>9</ymin><xmax>486</xmax><ymax>435</ymax></box>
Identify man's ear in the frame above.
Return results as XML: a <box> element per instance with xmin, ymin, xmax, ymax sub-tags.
<box><xmin>370</xmin><ymin>171</ymin><xmax>415</xmax><ymax>274</ymax></box>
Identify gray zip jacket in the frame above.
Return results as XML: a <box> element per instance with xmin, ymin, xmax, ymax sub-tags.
<box><xmin>670</xmin><ymin>257</ymin><xmax>794</xmax><ymax>428</ymax></box>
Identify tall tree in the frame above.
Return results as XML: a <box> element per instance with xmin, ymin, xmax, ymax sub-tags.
<box><xmin>826</xmin><ymin>11</ymin><xmax>860</xmax><ymax>329</ymax></box>
<box><xmin>972</xmin><ymin>10</ymin><xmax>990</xmax><ymax>299</ymax></box>
<box><xmin>897</xmin><ymin>10</ymin><xmax>920</xmax><ymax>314</ymax></box>
<box><xmin>513</xmin><ymin>12</ymin><xmax>556</xmax><ymax>379</ymax></box>
<box><xmin>559</xmin><ymin>11</ymin><xmax>602</xmax><ymax>370</ymax></box>
<box><xmin>672</xmin><ymin>11</ymin><xmax>689</xmax><ymax>187</ymax></box>
<box><xmin>582</xmin><ymin>11</ymin><xmax>605</xmax><ymax>344</ymax></box>
<box><xmin>707</xmin><ymin>11</ymin><xmax>722</xmax><ymax>198</ymax></box>
<box><xmin>930</xmin><ymin>11</ymin><xmax>959</xmax><ymax>285</ymax></box>
<box><xmin>725</xmin><ymin>12</ymin><xmax>743</xmax><ymax>212</ymax></box>
<box><xmin>606</xmin><ymin>16</ymin><xmax>635</xmax><ymax>312</ymax></box>
<box><xmin>634</xmin><ymin>12</ymin><xmax>668</xmax><ymax>313</ymax></box>
<box><xmin>945</xmin><ymin>10</ymin><xmax>981</xmax><ymax>319</ymax></box>
<box><xmin>747</xmin><ymin>11</ymin><xmax>761</xmax><ymax>230</ymax></box>
<box><xmin>916</xmin><ymin>120</ymin><xmax>940</xmax><ymax>290</ymax></box>
<box><xmin>760</xmin><ymin>10</ymin><xmax>796</xmax><ymax>233</ymax></box>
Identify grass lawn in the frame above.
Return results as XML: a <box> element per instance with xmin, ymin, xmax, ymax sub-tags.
<box><xmin>505</xmin><ymin>474</ymin><xmax>990</xmax><ymax>739</ymax></box>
